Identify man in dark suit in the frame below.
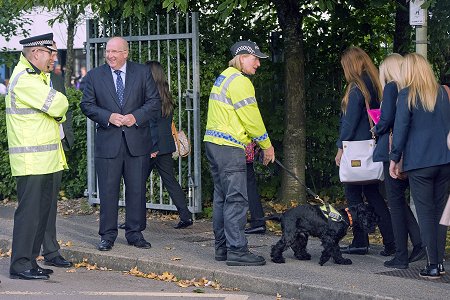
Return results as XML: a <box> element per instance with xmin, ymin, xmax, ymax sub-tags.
<box><xmin>80</xmin><ymin>37</ymin><xmax>161</xmax><ymax>251</ymax></box>
<box><xmin>41</xmin><ymin>43</ymin><xmax>74</xmax><ymax>268</ymax></box>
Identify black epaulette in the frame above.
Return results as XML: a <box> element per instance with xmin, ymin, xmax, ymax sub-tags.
<box><xmin>26</xmin><ymin>68</ymin><xmax>37</xmax><ymax>74</ymax></box>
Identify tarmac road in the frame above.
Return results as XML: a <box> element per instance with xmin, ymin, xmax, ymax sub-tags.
<box><xmin>0</xmin><ymin>257</ymin><xmax>281</xmax><ymax>300</ymax></box>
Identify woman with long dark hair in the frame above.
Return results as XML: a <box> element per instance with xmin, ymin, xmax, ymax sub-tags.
<box><xmin>335</xmin><ymin>47</ymin><xmax>395</xmax><ymax>256</ymax></box>
<box><xmin>146</xmin><ymin>60</ymin><xmax>193</xmax><ymax>229</ymax></box>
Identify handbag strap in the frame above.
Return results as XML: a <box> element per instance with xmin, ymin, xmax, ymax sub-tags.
<box><xmin>363</xmin><ymin>96</ymin><xmax>376</xmax><ymax>139</ymax></box>
<box><xmin>171</xmin><ymin>121</ymin><xmax>179</xmax><ymax>142</ymax></box>
<box><xmin>444</xmin><ymin>85</ymin><xmax>450</xmax><ymax>101</ymax></box>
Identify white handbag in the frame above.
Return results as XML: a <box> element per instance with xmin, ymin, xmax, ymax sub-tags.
<box><xmin>339</xmin><ymin>139</ymin><xmax>384</xmax><ymax>183</ymax></box>
<box><xmin>339</xmin><ymin>98</ymin><xmax>384</xmax><ymax>184</ymax></box>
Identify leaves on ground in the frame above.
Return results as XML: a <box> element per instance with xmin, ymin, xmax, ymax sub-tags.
<box><xmin>74</xmin><ymin>258</ymin><xmax>111</xmax><ymax>271</ymax></box>
<box><xmin>0</xmin><ymin>248</ymin><xmax>11</xmax><ymax>257</ymax></box>
<box><xmin>126</xmin><ymin>267</ymin><xmax>228</xmax><ymax>290</ymax></box>
<box><xmin>58</xmin><ymin>240</ymin><xmax>73</xmax><ymax>247</ymax></box>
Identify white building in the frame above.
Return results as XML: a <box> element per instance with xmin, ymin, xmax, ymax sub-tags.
<box><xmin>0</xmin><ymin>7</ymin><xmax>88</xmax><ymax>82</ymax></box>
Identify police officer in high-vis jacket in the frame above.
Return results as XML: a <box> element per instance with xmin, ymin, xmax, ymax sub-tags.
<box><xmin>204</xmin><ymin>40</ymin><xmax>275</xmax><ymax>266</ymax></box>
<box><xmin>5</xmin><ymin>33</ymin><xmax>68</xmax><ymax>280</ymax></box>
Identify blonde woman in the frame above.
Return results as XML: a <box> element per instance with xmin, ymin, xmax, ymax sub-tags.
<box><xmin>373</xmin><ymin>54</ymin><xmax>424</xmax><ymax>270</ymax></box>
<box><xmin>204</xmin><ymin>40</ymin><xmax>275</xmax><ymax>266</ymax></box>
<box><xmin>390</xmin><ymin>53</ymin><xmax>450</xmax><ymax>279</ymax></box>
<box><xmin>335</xmin><ymin>47</ymin><xmax>395</xmax><ymax>256</ymax></box>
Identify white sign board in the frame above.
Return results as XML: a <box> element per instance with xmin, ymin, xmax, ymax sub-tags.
<box><xmin>410</xmin><ymin>0</ymin><xmax>426</xmax><ymax>26</ymax></box>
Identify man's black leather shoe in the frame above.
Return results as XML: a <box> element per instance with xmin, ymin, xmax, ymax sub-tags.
<box><xmin>409</xmin><ymin>246</ymin><xmax>426</xmax><ymax>263</ymax></box>
<box><xmin>118</xmin><ymin>223</ymin><xmax>126</xmax><ymax>229</ymax></box>
<box><xmin>384</xmin><ymin>257</ymin><xmax>408</xmax><ymax>269</ymax></box>
<box><xmin>215</xmin><ymin>248</ymin><xmax>227</xmax><ymax>261</ymax></box>
<box><xmin>10</xmin><ymin>269</ymin><xmax>49</xmax><ymax>280</ymax></box>
<box><xmin>226</xmin><ymin>250</ymin><xmax>266</xmax><ymax>266</ymax></box>
<box><xmin>44</xmin><ymin>255</ymin><xmax>73</xmax><ymax>268</ymax></box>
<box><xmin>128</xmin><ymin>238</ymin><xmax>152</xmax><ymax>249</ymax></box>
<box><xmin>174</xmin><ymin>219</ymin><xmax>193</xmax><ymax>229</ymax></box>
<box><xmin>244</xmin><ymin>226</ymin><xmax>266</xmax><ymax>234</ymax></box>
<box><xmin>340</xmin><ymin>245</ymin><xmax>368</xmax><ymax>255</ymax></box>
<box><xmin>98</xmin><ymin>240</ymin><xmax>114</xmax><ymax>251</ymax></box>
<box><xmin>35</xmin><ymin>267</ymin><xmax>54</xmax><ymax>275</ymax></box>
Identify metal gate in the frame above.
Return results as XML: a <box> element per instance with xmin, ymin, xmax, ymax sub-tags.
<box><xmin>84</xmin><ymin>13</ymin><xmax>202</xmax><ymax>214</ymax></box>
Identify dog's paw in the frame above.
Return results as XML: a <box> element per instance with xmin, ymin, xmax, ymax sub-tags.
<box><xmin>271</xmin><ymin>256</ymin><xmax>285</xmax><ymax>264</ymax></box>
<box><xmin>335</xmin><ymin>258</ymin><xmax>352</xmax><ymax>265</ymax></box>
<box><xmin>295</xmin><ymin>252</ymin><xmax>311</xmax><ymax>261</ymax></box>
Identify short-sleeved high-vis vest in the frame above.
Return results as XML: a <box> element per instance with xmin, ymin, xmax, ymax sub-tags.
<box><xmin>5</xmin><ymin>54</ymin><xmax>68</xmax><ymax>176</ymax></box>
<box><xmin>204</xmin><ymin>67</ymin><xmax>271</xmax><ymax>150</ymax></box>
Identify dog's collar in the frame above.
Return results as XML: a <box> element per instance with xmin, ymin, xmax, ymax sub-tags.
<box><xmin>319</xmin><ymin>204</ymin><xmax>344</xmax><ymax>223</ymax></box>
<box><xmin>344</xmin><ymin>208</ymin><xmax>353</xmax><ymax>227</ymax></box>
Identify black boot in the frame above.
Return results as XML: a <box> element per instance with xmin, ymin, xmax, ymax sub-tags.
<box><xmin>226</xmin><ymin>250</ymin><xmax>266</xmax><ymax>266</ymax></box>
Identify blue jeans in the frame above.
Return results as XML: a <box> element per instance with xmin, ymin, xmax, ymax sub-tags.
<box><xmin>205</xmin><ymin>142</ymin><xmax>248</xmax><ymax>252</ymax></box>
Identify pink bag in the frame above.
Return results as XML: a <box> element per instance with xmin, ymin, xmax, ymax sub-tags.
<box><xmin>367</xmin><ymin>109</ymin><xmax>381</xmax><ymax>124</ymax></box>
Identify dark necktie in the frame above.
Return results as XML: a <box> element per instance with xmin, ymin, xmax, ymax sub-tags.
<box><xmin>114</xmin><ymin>70</ymin><xmax>124</xmax><ymax>106</ymax></box>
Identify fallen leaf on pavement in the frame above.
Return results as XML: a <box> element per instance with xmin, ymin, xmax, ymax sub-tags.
<box><xmin>66</xmin><ymin>269</ymin><xmax>76</xmax><ymax>273</ymax></box>
<box><xmin>0</xmin><ymin>248</ymin><xmax>12</xmax><ymax>257</ymax></box>
<box><xmin>170</xmin><ymin>257</ymin><xmax>181</xmax><ymax>261</ymax></box>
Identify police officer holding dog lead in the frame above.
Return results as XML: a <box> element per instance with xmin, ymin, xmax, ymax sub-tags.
<box><xmin>5</xmin><ymin>33</ymin><xmax>68</xmax><ymax>280</ymax></box>
<box><xmin>204</xmin><ymin>40</ymin><xmax>275</xmax><ymax>266</ymax></box>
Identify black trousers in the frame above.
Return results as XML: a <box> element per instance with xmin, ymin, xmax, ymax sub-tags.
<box><xmin>10</xmin><ymin>174</ymin><xmax>54</xmax><ymax>273</ymax></box>
<box><xmin>407</xmin><ymin>163</ymin><xmax>450</xmax><ymax>265</ymax></box>
<box><xmin>96</xmin><ymin>135</ymin><xmax>149</xmax><ymax>243</ymax></box>
<box><xmin>41</xmin><ymin>171</ymin><xmax>63</xmax><ymax>260</ymax></box>
<box><xmin>383</xmin><ymin>163</ymin><xmax>422</xmax><ymax>263</ymax></box>
<box><xmin>247</xmin><ymin>163</ymin><xmax>265</xmax><ymax>228</ymax></box>
<box><xmin>344</xmin><ymin>182</ymin><xmax>395</xmax><ymax>248</ymax></box>
<box><xmin>149</xmin><ymin>153</ymin><xmax>191</xmax><ymax>222</ymax></box>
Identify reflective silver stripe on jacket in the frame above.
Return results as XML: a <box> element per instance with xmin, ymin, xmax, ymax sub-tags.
<box><xmin>209</xmin><ymin>92</ymin><xmax>232</xmax><ymax>105</ymax></box>
<box><xmin>233</xmin><ymin>97</ymin><xmax>256</xmax><ymax>109</ymax></box>
<box><xmin>6</xmin><ymin>107</ymin><xmax>42</xmax><ymax>114</ymax></box>
<box><xmin>209</xmin><ymin>73</ymin><xmax>242</xmax><ymax>106</ymax></box>
<box><xmin>6</xmin><ymin>69</ymin><xmax>55</xmax><ymax>115</ymax></box>
<box><xmin>9</xmin><ymin>144</ymin><xmax>59</xmax><ymax>154</ymax></box>
<box><xmin>41</xmin><ymin>89</ymin><xmax>57</xmax><ymax>113</ymax></box>
<box><xmin>7</xmin><ymin>70</ymin><xmax>28</xmax><ymax>113</ymax></box>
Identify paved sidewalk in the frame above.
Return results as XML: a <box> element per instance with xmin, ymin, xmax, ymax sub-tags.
<box><xmin>0</xmin><ymin>204</ymin><xmax>449</xmax><ymax>299</ymax></box>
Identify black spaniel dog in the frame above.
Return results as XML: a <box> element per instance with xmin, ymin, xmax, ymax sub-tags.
<box><xmin>270</xmin><ymin>203</ymin><xmax>378</xmax><ymax>266</ymax></box>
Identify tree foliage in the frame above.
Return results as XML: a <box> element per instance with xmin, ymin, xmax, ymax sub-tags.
<box><xmin>2</xmin><ymin>0</ymin><xmax>448</xmax><ymax>205</ymax></box>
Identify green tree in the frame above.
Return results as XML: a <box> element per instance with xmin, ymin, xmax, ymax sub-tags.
<box><xmin>0</xmin><ymin>0</ymin><xmax>31</xmax><ymax>67</ymax></box>
<box><xmin>17</xmin><ymin>0</ymin><xmax>91</xmax><ymax>87</ymax></box>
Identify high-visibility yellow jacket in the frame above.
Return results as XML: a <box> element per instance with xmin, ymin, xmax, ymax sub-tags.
<box><xmin>203</xmin><ymin>67</ymin><xmax>272</xmax><ymax>150</ymax></box>
<box><xmin>5</xmin><ymin>54</ymin><xmax>69</xmax><ymax>176</ymax></box>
